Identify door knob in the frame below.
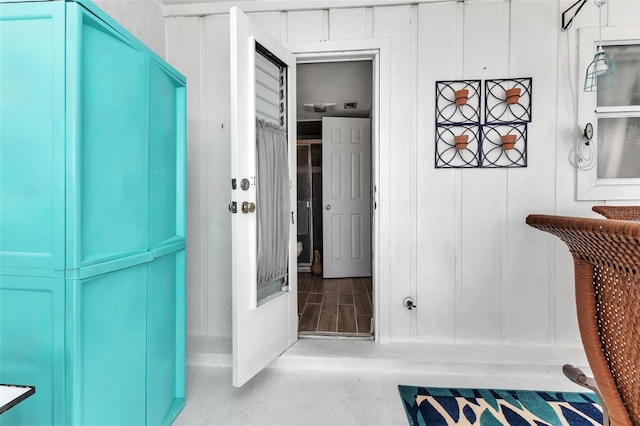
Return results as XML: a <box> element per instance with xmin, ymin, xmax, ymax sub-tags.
<box><xmin>228</xmin><ymin>202</ymin><xmax>237</xmax><ymax>213</ymax></box>
<box><xmin>325</xmin><ymin>205</ymin><xmax>331</xmax><ymax>210</ymax></box>
<box><xmin>241</xmin><ymin>201</ymin><xmax>256</xmax><ymax>213</ymax></box>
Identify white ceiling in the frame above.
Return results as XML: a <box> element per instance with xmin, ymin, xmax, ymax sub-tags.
<box><xmin>296</xmin><ymin>60</ymin><xmax>373</xmax><ymax>122</ymax></box>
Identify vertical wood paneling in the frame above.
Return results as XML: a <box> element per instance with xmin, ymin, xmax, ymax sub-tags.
<box><xmin>553</xmin><ymin>0</ymin><xmax>604</xmax><ymax>347</ymax></box>
<box><xmin>329</xmin><ymin>8</ymin><xmax>368</xmax><ymax>40</ymax></box>
<box><xmin>504</xmin><ymin>1</ymin><xmax>558</xmax><ymax>344</ymax></box>
<box><xmin>166</xmin><ymin>17</ymin><xmax>204</xmax><ymax>335</ymax></box>
<box><xmin>416</xmin><ymin>2</ymin><xmax>460</xmax><ymax>341</ymax></box>
<box><xmin>287</xmin><ymin>10</ymin><xmax>325</xmax><ymax>42</ymax></box>
<box><xmin>553</xmin><ymin>0</ymin><xmax>599</xmax><ymax>346</ymax></box>
<box><xmin>551</xmin><ymin>0</ymin><xmax>640</xmax><ymax>346</ymax></box>
<box><xmin>247</xmin><ymin>12</ymin><xmax>282</xmax><ymax>42</ymax></box>
<box><xmin>94</xmin><ymin>0</ymin><xmax>166</xmax><ymax>58</ymax></box>
<box><xmin>204</xmin><ymin>15</ymin><xmax>233</xmax><ymax>337</ymax></box>
<box><xmin>608</xmin><ymin>0</ymin><xmax>640</xmax><ymax>26</ymax></box>
<box><xmin>366</xmin><ymin>7</ymin><xmax>374</xmax><ymax>38</ymax></box>
<box><xmin>459</xmin><ymin>1</ymin><xmax>509</xmax><ymax>341</ymax></box>
<box><xmin>373</xmin><ymin>5</ymin><xmax>414</xmax><ymax>340</ymax></box>
<box><xmin>165</xmin><ymin>1</ymin><xmax>640</xmax><ymax>350</ymax></box>
<box><xmin>409</xmin><ymin>4</ymin><xmax>419</xmax><ymax>338</ymax></box>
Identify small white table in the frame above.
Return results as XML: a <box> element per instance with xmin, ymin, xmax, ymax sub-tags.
<box><xmin>0</xmin><ymin>384</ymin><xmax>35</xmax><ymax>415</ymax></box>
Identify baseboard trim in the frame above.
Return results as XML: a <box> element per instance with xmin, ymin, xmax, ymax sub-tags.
<box><xmin>186</xmin><ymin>335</ymin><xmax>590</xmax><ymax>386</ymax></box>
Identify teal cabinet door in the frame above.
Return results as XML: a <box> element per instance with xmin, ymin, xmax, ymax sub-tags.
<box><xmin>148</xmin><ymin>61</ymin><xmax>187</xmax><ymax>250</ymax></box>
<box><xmin>147</xmin><ymin>250</ymin><xmax>186</xmax><ymax>425</ymax></box>
<box><xmin>0</xmin><ymin>2</ymin><xmax>65</xmax><ymax>275</ymax></box>
<box><xmin>66</xmin><ymin>5</ymin><xmax>150</xmax><ymax>270</ymax></box>
<box><xmin>66</xmin><ymin>265</ymin><xmax>148</xmax><ymax>426</ymax></box>
<box><xmin>0</xmin><ymin>276</ymin><xmax>65</xmax><ymax>426</ymax></box>
<box><xmin>1</xmin><ymin>2</ymin><xmax>186</xmax><ymax>425</ymax></box>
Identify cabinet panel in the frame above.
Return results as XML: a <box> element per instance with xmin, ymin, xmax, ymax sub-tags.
<box><xmin>147</xmin><ymin>249</ymin><xmax>186</xmax><ymax>425</ymax></box>
<box><xmin>0</xmin><ymin>3</ymin><xmax>65</xmax><ymax>273</ymax></box>
<box><xmin>67</xmin><ymin>265</ymin><xmax>147</xmax><ymax>425</ymax></box>
<box><xmin>71</xmin><ymin>7</ymin><xmax>150</xmax><ymax>268</ymax></box>
<box><xmin>148</xmin><ymin>61</ymin><xmax>187</xmax><ymax>249</ymax></box>
<box><xmin>0</xmin><ymin>2</ymin><xmax>186</xmax><ymax>424</ymax></box>
<box><xmin>0</xmin><ymin>276</ymin><xmax>65</xmax><ymax>426</ymax></box>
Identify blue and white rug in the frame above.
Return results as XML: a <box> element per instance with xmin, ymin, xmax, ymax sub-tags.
<box><xmin>398</xmin><ymin>386</ymin><xmax>602</xmax><ymax>425</ymax></box>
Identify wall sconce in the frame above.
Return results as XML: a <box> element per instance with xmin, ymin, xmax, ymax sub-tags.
<box><xmin>560</xmin><ymin>0</ymin><xmax>617</xmax><ymax>92</ymax></box>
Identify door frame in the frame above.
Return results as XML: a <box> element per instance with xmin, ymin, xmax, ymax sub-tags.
<box><xmin>285</xmin><ymin>39</ymin><xmax>390</xmax><ymax>342</ymax></box>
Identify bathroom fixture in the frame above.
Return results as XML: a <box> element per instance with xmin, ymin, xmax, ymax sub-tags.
<box><xmin>303</xmin><ymin>103</ymin><xmax>336</xmax><ymax>113</ymax></box>
<box><xmin>584</xmin><ymin>0</ymin><xmax>616</xmax><ymax>92</ymax></box>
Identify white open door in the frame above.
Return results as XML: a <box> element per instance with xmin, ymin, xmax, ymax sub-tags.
<box><xmin>322</xmin><ymin>117</ymin><xmax>372</xmax><ymax>278</ymax></box>
<box><xmin>230</xmin><ymin>7</ymin><xmax>298</xmax><ymax>387</ymax></box>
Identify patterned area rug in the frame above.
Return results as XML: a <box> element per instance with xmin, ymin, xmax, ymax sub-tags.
<box><xmin>398</xmin><ymin>386</ymin><xmax>602</xmax><ymax>425</ymax></box>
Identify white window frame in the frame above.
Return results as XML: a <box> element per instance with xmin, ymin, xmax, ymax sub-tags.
<box><xmin>577</xmin><ymin>25</ymin><xmax>640</xmax><ymax>200</ymax></box>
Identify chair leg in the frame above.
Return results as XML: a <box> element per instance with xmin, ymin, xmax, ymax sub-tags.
<box><xmin>562</xmin><ymin>364</ymin><xmax>609</xmax><ymax>426</ymax></box>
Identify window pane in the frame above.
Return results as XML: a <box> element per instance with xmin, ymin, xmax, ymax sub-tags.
<box><xmin>597</xmin><ymin>117</ymin><xmax>640</xmax><ymax>178</ymax></box>
<box><xmin>597</xmin><ymin>45</ymin><xmax>640</xmax><ymax>107</ymax></box>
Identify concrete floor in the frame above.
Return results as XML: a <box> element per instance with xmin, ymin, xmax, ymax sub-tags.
<box><xmin>174</xmin><ymin>365</ymin><xmax>416</xmax><ymax>425</ymax></box>
<box><xmin>175</xmin><ymin>338</ymin><xmax>589</xmax><ymax>425</ymax></box>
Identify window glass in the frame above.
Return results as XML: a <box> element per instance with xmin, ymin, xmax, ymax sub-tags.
<box><xmin>597</xmin><ymin>117</ymin><xmax>640</xmax><ymax>178</ymax></box>
<box><xmin>597</xmin><ymin>45</ymin><xmax>640</xmax><ymax>107</ymax></box>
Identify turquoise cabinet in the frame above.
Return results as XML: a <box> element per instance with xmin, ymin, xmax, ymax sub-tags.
<box><xmin>0</xmin><ymin>1</ymin><xmax>186</xmax><ymax>424</ymax></box>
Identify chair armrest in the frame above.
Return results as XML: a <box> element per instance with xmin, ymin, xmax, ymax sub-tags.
<box><xmin>563</xmin><ymin>364</ymin><xmax>609</xmax><ymax>426</ymax></box>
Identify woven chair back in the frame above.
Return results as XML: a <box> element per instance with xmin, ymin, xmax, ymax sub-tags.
<box><xmin>526</xmin><ymin>215</ymin><xmax>640</xmax><ymax>426</ymax></box>
<box><xmin>592</xmin><ymin>206</ymin><xmax>640</xmax><ymax>221</ymax></box>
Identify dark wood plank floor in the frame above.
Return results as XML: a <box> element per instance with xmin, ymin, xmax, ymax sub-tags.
<box><xmin>298</xmin><ymin>273</ymin><xmax>373</xmax><ymax>336</ymax></box>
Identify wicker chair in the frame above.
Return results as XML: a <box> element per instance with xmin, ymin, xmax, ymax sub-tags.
<box><xmin>526</xmin><ymin>214</ymin><xmax>640</xmax><ymax>426</ymax></box>
<box><xmin>592</xmin><ymin>206</ymin><xmax>640</xmax><ymax>221</ymax></box>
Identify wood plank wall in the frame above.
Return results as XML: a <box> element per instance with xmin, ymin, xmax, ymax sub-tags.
<box><xmin>165</xmin><ymin>0</ymin><xmax>640</xmax><ymax>350</ymax></box>
<box><xmin>94</xmin><ymin>0</ymin><xmax>166</xmax><ymax>59</ymax></box>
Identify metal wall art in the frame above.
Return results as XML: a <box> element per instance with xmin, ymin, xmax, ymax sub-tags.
<box><xmin>485</xmin><ymin>78</ymin><xmax>532</xmax><ymax>124</ymax></box>
<box><xmin>435</xmin><ymin>80</ymin><xmax>481</xmax><ymax>125</ymax></box>
<box><xmin>435</xmin><ymin>78</ymin><xmax>532</xmax><ymax>168</ymax></box>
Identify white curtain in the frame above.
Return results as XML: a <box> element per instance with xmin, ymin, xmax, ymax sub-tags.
<box><xmin>256</xmin><ymin>119</ymin><xmax>290</xmax><ymax>288</ymax></box>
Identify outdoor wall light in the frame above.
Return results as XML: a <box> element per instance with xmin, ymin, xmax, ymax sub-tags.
<box><xmin>583</xmin><ymin>0</ymin><xmax>617</xmax><ymax>91</ymax></box>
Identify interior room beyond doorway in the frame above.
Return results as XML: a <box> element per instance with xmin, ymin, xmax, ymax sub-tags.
<box><xmin>294</xmin><ymin>60</ymin><xmax>374</xmax><ymax>338</ymax></box>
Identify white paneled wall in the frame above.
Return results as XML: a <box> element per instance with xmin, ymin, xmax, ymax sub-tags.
<box><xmin>93</xmin><ymin>0</ymin><xmax>166</xmax><ymax>58</ymax></box>
<box><xmin>165</xmin><ymin>0</ymin><xmax>640</xmax><ymax>355</ymax></box>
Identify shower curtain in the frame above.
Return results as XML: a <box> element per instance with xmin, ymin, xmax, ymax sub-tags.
<box><xmin>256</xmin><ymin>118</ymin><xmax>290</xmax><ymax>288</ymax></box>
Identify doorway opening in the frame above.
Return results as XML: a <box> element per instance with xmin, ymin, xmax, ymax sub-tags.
<box><xmin>294</xmin><ymin>60</ymin><xmax>374</xmax><ymax>338</ymax></box>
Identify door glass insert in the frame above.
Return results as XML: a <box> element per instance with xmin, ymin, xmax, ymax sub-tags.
<box><xmin>255</xmin><ymin>46</ymin><xmax>290</xmax><ymax>304</ymax></box>
<box><xmin>597</xmin><ymin>117</ymin><xmax>640</xmax><ymax>178</ymax></box>
<box><xmin>597</xmin><ymin>45</ymin><xmax>640</xmax><ymax>107</ymax></box>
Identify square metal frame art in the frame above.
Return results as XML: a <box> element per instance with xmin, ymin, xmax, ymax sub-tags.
<box><xmin>435</xmin><ymin>78</ymin><xmax>531</xmax><ymax>168</ymax></box>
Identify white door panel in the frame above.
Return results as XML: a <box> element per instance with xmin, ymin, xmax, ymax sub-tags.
<box><xmin>230</xmin><ymin>7</ymin><xmax>297</xmax><ymax>388</ymax></box>
<box><xmin>322</xmin><ymin>117</ymin><xmax>372</xmax><ymax>278</ymax></box>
